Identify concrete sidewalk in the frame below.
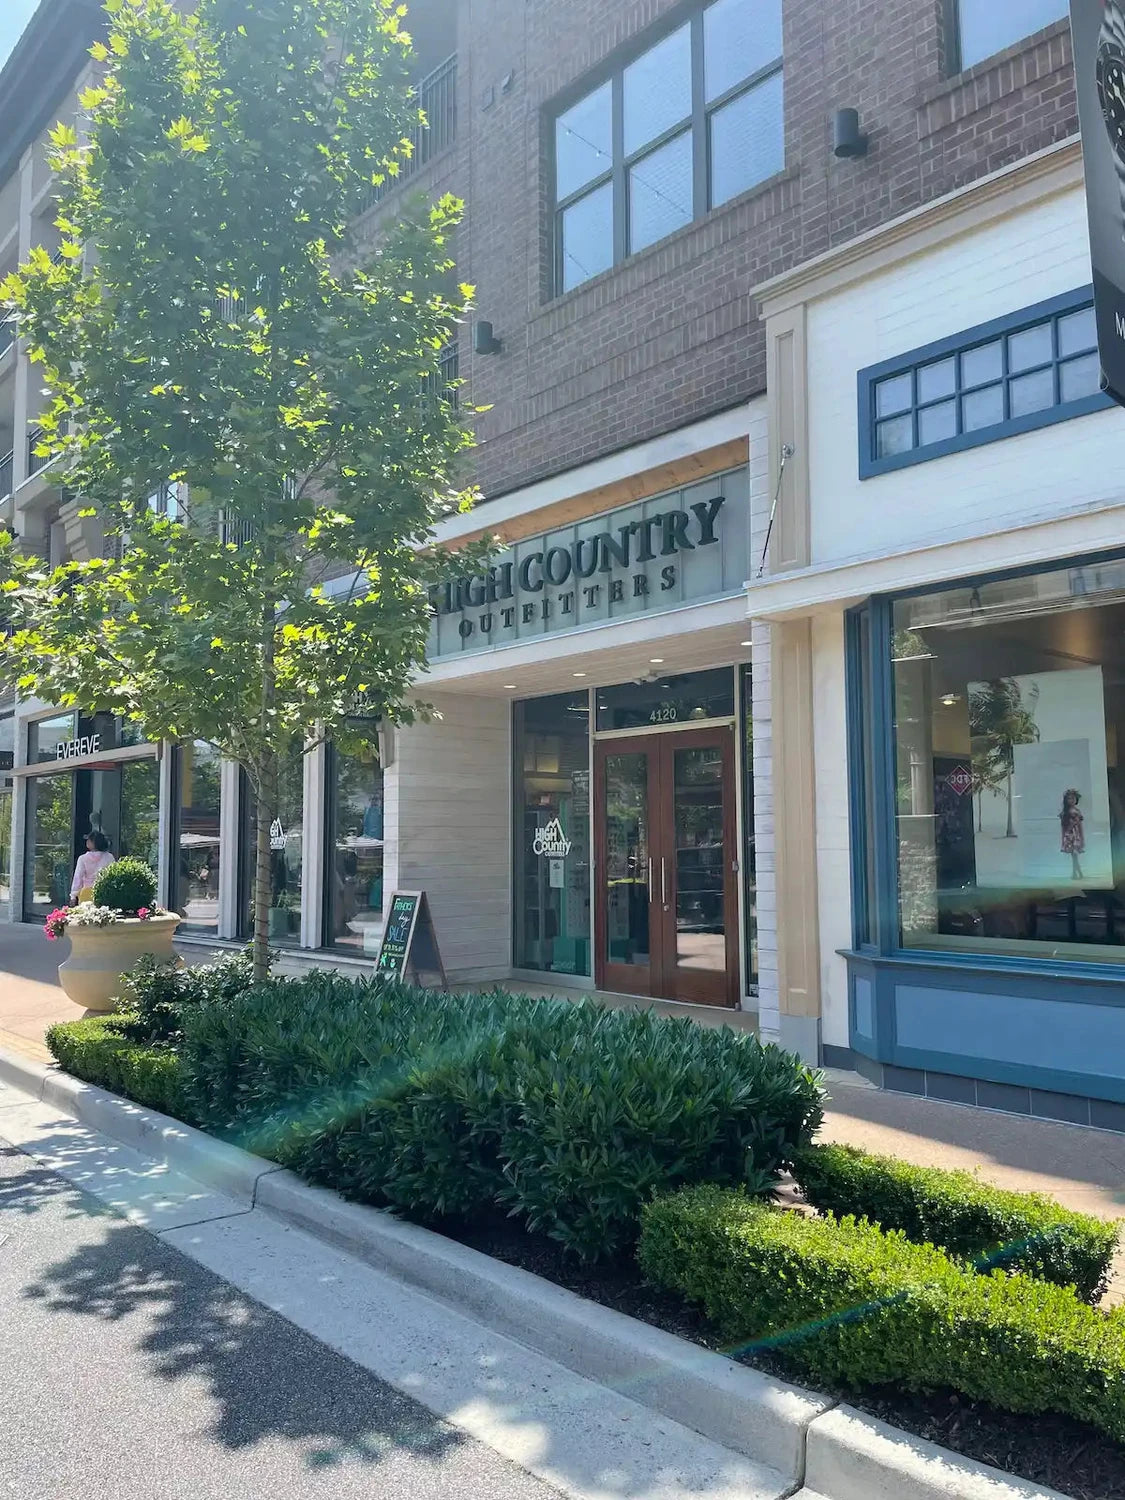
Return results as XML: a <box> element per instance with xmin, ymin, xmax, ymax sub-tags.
<box><xmin>0</xmin><ymin>921</ymin><xmax>79</xmax><ymax>1062</ymax></box>
<box><xmin>2</xmin><ymin>918</ymin><xmax>1122</xmax><ymax>1249</ymax></box>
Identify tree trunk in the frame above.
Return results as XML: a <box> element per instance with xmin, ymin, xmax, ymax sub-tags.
<box><xmin>252</xmin><ymin>613</ymin><xmax>277</xmax><ymax>982</ymax></box>
<box><xmin>252</xmin><ymin>756</ymin><xmax>277</xmax><ymax>982</ymax></box>
<box><xmin>1004</xmin><ymin>767</ymin><xmax>1016</xmax><ymax>838</ymax></box>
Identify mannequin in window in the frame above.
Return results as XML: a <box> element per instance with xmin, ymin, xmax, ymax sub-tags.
<box><xmin>71</xmin><ymin>830</ymin><xmax>115</xmax><ymax>902</ymax></box>
<box><xmin>1060</xmin><ymin>789</ymin><xmax>1085</xmax><ymax>881</ymax></box>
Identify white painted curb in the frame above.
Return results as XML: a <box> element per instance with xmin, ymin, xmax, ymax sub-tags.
<box><xmin>254</xmin><ymin>1167</ymin><xmax>827</xmax><ymax>1476</ymax></box>
<box><xmin>0</xmin><ymin>1048</ymin><xmax>1083</xmax><ymax>1500</ymax></box>
<box><xmin>799</xmin><ymin>1405</ymin><xmax>1075</xmax><ymax>1500</ymax></box>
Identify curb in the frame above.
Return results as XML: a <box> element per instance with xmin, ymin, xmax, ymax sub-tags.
<box><xmin>0</xmin><ymin>1048</ymin><xmax>1078</xmax><ymax>1500</ymax></box>
<box><xmin>254</xmin><ymin>1168</ymin><xmax>827</xmax><ymax>1476</ymax></box>
<box><xmin>799</xmin><ymin>1405</ymin><xmax>1075</xmax><ymax>1500</ymax></box>
<box><xmin>0</xmin><ymin>1049</ymin><xmax>280</xmax><ymax>1206</ymax></box>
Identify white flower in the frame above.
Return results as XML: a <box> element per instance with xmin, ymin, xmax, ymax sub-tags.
<box><xmin>66</xmin><ymin>902</ymin><xmax>119</xmax><ymax>928</ymax></box>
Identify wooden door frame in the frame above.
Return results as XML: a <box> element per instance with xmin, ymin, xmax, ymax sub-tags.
<box><xmin>654</xmin><ymin>724</ymin><xmax>739</xmax><ymax>1009</ymax></box>
<box><xmin>594</xmin><ymin>725</ymin><xmax>739</xmax><ymax>1008</ymax></box>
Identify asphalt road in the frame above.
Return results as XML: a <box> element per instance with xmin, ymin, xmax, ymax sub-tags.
<box><xmin>0</xmin><ymin>1138</ymin><xmax>561</xmax><ymax>1500</ymax></box>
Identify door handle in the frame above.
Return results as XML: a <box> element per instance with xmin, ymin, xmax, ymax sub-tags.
<box><xmin>648</xmin><ymin>856</ymin><xmax>653</xmax><ymax>901</ymax></box>
<box><xmin>661</xmin><ymin>856</ymin><xmax>668</xmax><ymax>908</ymax></box>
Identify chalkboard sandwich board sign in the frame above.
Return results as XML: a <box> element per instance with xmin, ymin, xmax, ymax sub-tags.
<box><xmin>375</xmin><ymin>891</ymin><xmax>446</xmax><ymax>986</ymax></box>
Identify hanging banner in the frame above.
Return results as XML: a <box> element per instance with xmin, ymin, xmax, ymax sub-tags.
<box><xmin>1072</xmin><ymin>0</ymin><xmax>1125</xmax><ymax>406</ymax></box>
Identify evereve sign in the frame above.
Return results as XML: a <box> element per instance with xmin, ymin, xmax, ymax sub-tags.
<box><xmin>428</xmin><ymin>467</ymin><xmax>750</xmax><ymax>659</ymax></box>
<box><xmin>57</xmin><ymin>734</ymin><xmax>101</xmax><ymax>762</ymax></box>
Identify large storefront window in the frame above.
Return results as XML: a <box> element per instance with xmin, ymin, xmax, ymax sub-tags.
<box><xmin>891</xmin><ymin>558</ymin><xmax>1125</xmax><ymax>963</ymax></box>
<box><xmin>242</xmin><ymin>744</ymin><xmax>305</xmax><ymax>943</ymax></box>
<box><xmin>326</xmin><ymin>740</ymin><xmax>384</xmax><ymax>954</ymax></box>
<box><xmin>514</xmin><ymin>692</ymin><xmax>592</xmax><ymax>975</ymax></box>
<box><xmin>0</xmin><ymin>714</ymin><xmax>12</xmax><ymax>903</ymax></box>
<box><xmin>739</xmin><ymin>666</ymin><xmax>757</xmax><ymax>988</ymax></box>
<box><xmin>25</xmin><ymin>774</ymin><xmax>74</xmax><ymax>912</ymax></box>
<box><xmin>176</xmin><ymin>741</ymin><xmax>223</xmax><ymax>931</ymax></box>
<box><xmin>24</xmin><ymin>753</ymin><xmax>161</xmax><ymax>918</ymax></box>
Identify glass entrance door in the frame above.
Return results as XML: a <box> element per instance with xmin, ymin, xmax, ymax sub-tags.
<box><xmin>594</xmin><ymin>725</ymin><xmax>737</xmax><ymax>1007</ymax></box>
<box><xmin>598</xmin><ymin>743</ymin><xmax>656</xmax><ymax>996</ymax></box>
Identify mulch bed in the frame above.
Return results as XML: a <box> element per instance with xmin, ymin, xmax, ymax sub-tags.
<box><xmin>453</xmin><ymin>1216</ymin><xmax>1125</xmax><ymax>1500</ymax></box>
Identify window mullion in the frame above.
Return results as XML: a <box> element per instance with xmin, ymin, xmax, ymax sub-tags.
<box><xmin>612</xmin><ymin>73</ymin><xmax>626</xmax><ymax>265</ymax></box>
<box><xmin>691</xmin><ymin>10</ymin><xmax>707</xmax><ymax>216</ymax></box>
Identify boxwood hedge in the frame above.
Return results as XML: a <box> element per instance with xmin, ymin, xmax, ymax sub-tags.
<box><xmin>638</xmin><ymin>1185</ymin><xmax>1125</xmax><ymax>1444</ymax></box>
<box><xmin>45</xmin><ymin>1015</ymin><xmax>189</xmax><ymax>1122</ymax></box>
<box><xmin>793</xmin><ymin>1143</ymin><xmax>1120</xmax><ymax>1303</ymax></box>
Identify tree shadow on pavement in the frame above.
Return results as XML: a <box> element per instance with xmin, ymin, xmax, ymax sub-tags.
<box><xmin>6</xmin><ymin>1146</ymin><xmax>467</xmax><ymax>1477</ymax></box>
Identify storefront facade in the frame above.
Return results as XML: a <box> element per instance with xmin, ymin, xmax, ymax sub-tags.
<box><xmin>751</xmin><ymin>139</ymin><xmax>1125</xmax><ymax>1122</ymax></box>
<box><xmin>378</xmin><ymin>416</ymin><xmax>764</xmax><ymax>1012</ymax></box>
<box><xmin>0</xmin><ymin>418</ymin><xmax>764</xmax><ymax>1020</ymax></box>
<box><xmin>12</xmin><ymin>710</ymin><xmax>160</xmax><ymax>919</ymax></box>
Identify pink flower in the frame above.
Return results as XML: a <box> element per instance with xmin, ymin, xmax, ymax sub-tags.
<box><xmin>137</xmin><ymin>908</ymin><xmax>151</xmax><ymax>921</ymax></box>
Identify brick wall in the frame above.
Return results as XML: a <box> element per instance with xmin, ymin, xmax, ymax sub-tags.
<box><xmin>360</xmin><ymin>0</ymin><xmax>1078</xmax><ymax>505</ymax></box>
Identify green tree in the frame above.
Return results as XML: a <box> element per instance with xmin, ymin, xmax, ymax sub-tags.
<box><xmin>969</xmin><ymin>678</ymin><xmax>1040</xmax><ymax>840</ymax></box>
<box><xmin>0</xmin><ymin>0</ymin><xmax>479</xmax><ymax>975</ymax></box>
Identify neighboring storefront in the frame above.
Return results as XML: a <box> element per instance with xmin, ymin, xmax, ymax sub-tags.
<box><xmin>845</xmin><ymin>554</ymin><xmax>1125</xmax><ymax>1117</ymax></box>
<box><xmin>750</xmin><ymin>139</ymin><xmax>1125</xmax><ymax>1113</ymax></box>
<box><xmin>15</xmin><ymin>711</ymin><xmax>159</xmax><ymax>918</ymax></box>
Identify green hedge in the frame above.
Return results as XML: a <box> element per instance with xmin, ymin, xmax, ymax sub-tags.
<box><xmin>639</xmin><ymin>1188</ymin><xmax>1125</xmax><ymax>1446</ymax></box>
<box><xmin>638</xmin><ymin>1186</ymin><xmax>1125</xmax><ymax>1445</ymax></box>
<box><xmin>46</xmin><ymin>1016</ymin><xmax>190</xmax><ymax>1122</ymax></box>
<box><xmin>793</xmin><ymin>1143</ymin><xmax>1120</xmax><ymax>1303</ymax></box>
<box><xmin>178</xmin><ymin>972</ymin><xmax>823</xmax><ymax>1260</ymax></box>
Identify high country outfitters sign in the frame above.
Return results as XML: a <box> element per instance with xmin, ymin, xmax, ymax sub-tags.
<box><xmin>427</xmin><ymin>467</ymin><xmax>751</xmax><ymax>659</ymax></box>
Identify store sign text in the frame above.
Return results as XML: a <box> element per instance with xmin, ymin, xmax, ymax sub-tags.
<box><xmin>57</xmin><ymin>734</ymin><xmax>101</xmax><ymax>762</ymax></box>
<box><xmin>430</xmin><ymin>497</ymin><xmax>725</xmax><ymax>645</ymax></box>
<box><xmin>533</xmin><ymin>817</ymin><xmax>572</xmax><ymax>859</ymax></box>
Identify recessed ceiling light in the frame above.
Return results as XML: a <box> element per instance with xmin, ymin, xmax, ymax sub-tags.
<box><xmin>740</xmin><ymin>640</ymin><xmax>752</xmax><ymax>647</ymax></box>
<box><xmin>502</xmin><ymin>684</ymin><xmax>517</xmax><ymax>690</ymax></box>
<box><xmin>650</xmin><ymin>658</ymin><xmax>664</xmax><ymax>664</ymax></box>
<box><xmin>573</xmin><ymin>672</ymin><xmax>587</xmax><ymax>678</ymax></box>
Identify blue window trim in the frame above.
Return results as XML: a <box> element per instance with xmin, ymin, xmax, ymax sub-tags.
<box><xmin>857</xmin><ymin>286</ymin><xmax>1113</xmax><ymax>480</ymax></box>
<box><xmin>845</xmin><ymin>547</ymin><xmax>1125</xmax><ymax>987</ymax></box>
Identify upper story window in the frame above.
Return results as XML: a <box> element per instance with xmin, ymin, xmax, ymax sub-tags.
<box><xmin>858</xmin><ymin>289</ymin><xmax>1113</xmax><ymax>480</ymax></box>
<box><xmin>953</xmin><ymin>0</ymin><xmax>1067</xmax><ymax>72</ymax></box>
<box><xmin>552</xmin><ymin>0</ymin><xmax>783</xmax><ymax>295</ymax></box>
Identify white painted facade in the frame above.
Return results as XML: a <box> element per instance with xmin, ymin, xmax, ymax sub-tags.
<box><xmin>750</xmin><ymin>139</ymin><xmax>1125</xmax><ymax>1063</ymax></box>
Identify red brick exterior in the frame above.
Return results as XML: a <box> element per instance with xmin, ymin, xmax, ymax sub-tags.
<box><xmin>360</xmin><ymin>2</ymin><xmax>1078</xmax><ymax>503</ymax></box>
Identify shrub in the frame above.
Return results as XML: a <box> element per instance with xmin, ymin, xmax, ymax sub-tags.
<box><xmin>637</xmin><ymin>1186</ymin><xmax>1125</xmax><ymax>1445</ymax></box>
<box><xmin>118</xmin><ymin>950</ymin><xmax>256</xmax><ymax>1046</ymax></box>
<box><xmin>92</xmin><ymin>857</ymin><xmax>158</xmax><ymax>916</ymax></box>
<box><xmin>46</xmin><ymin>1016</ymin><xmax>189</xmax><ymax>1120</ymax></box>
<box><xmin>178</xmin><ymin>973</ymin><xmax>823</xmax><ymax>1259</ymax></box>
<box><xmin>793</xmin><ymin>1143</ymin><xmax>1120</xmax><ymax>1303</ymax></box>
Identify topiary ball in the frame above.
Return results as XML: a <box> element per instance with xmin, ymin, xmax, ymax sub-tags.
<box><xmin>92</xmin><ymin>857</ymin><xmax>158</xmax><ymax>917</ymax></box>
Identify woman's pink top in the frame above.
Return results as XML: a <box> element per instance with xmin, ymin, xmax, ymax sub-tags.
<box><xmin>70</xmin><ymin>850</ymin><xmax>115</xmax><ymax>900</ymax></box>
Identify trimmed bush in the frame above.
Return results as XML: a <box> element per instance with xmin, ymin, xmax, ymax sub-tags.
<box><xmin>46</xmin><ymin>1015</ymin><xmax>189</xmax><ymax>1120</ymax></box>
<box><xmin>119</xmin><ymin>950</ymin><xmax>255</xmax><ymax>1045</ymax></box>
<box><xmin>793</xmin><ymin>1143</ymin><xmax>1120</xmax><ymax>1303</ymax></box>
<box><xmin>638</xmin><ymin>1186</ymin><xmax>1125</xmax><ymax>1445</ymax></box>
<box><xmin>178</xmin><ymin>972</ymin><xmax>823</xmax><ymax>1260</ymax></box>
<box><xmin>92</xmin><ymin>857</ymin><xmax>158</xmax><ymax>916</ymax></box>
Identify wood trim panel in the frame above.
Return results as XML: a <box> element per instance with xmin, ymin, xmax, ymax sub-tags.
<box><xmin>446</xmin><ymin>437</ymin><xmax>749</xmax><ymax>552</ymax></box>
<box><xmin>772</xmin><ymin>618</ymin><xmax>821</xmax><ymax>1020</ymax></box>
<box><xmin>766</xmin><ymin>304</ymin><xmax>809</xmax><ymax>573</ymax></box>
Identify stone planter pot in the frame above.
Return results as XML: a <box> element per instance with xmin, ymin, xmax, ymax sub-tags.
<box><xmin>58</xmin><ymin>913</ymin><xmax>183</xmax><ymax>1013</ymax></box>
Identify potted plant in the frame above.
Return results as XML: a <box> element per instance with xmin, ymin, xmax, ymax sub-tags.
<box><xmin>47</xmin><ymin>857</ymin><xmax>182</xmax><ymax>1012</ymax></box>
